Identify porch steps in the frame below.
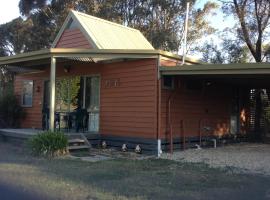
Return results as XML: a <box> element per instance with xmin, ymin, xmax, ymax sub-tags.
<box><xmin>66</xmin><ymin>133</ymin><xmax>91</xmax><ymax>151</ymax></box>
<box><xmin>68</xmin><ymin>145</ymin><xmax>90</xmax><ymax>150</ymax></box>
<box><xmin>68</xmin><ymin>139</ymin><xmax>85</xmax><ymax>144</ymax></box>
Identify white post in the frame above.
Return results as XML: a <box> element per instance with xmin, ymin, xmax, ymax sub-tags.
<box><xmin>157</xmin><ymin>139</ymin><xmax>162</xmax><ymax>157</ymax></box>
<box><xmin>182</xmin><ymin>2</ymin><xmax>190</xmax><ymax>65</ymax></box>
<box><xmin>49</xmin><ymin>57</ymin><xmax>56</xmax><ymax>131</ymax></box>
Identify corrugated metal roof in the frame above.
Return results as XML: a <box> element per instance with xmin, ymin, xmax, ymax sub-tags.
<box><xmin>52</xmin><ymin>10</ymin><xmax>154</xmax><ymax>50</ymax></box>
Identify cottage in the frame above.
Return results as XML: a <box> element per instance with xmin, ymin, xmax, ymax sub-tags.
<box><xmin>1</xmin><ymin>10</ymin><xmax>270</xmax><ymax>155</ymax></box>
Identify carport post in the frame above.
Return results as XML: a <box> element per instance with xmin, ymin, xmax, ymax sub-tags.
<box><xmin>49</xmin><ymin>57</ymin><xmax>56</xmax><ymax>131</ymax></box>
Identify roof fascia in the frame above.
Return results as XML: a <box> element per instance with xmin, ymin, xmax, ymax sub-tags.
<box><xmin>0</xmin><ymin>49</ymin><xmax>51</xmax><ymax>65</ymax></box>
<box><xmin>160</xmin><ymin>63</ymin><xmax>270</xmax><ymax>75</ymax></box>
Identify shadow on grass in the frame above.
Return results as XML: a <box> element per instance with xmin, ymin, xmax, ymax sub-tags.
<box><xmin>1</xmin><ymin>141</ymin><xmax>270</xmax><ymax>200</ymax></box>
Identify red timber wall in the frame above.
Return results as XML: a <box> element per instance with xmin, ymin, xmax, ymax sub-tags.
<box><xmin>55</xmin><ymin>28</ymin><xmax>92</xmax><ymax>48</ymax></box>
<box><xmin>160</xmin><ymin>77</ymin><xmax>232</xmax><ymax>140</ymax></box>
<box><xmin>14</xmin><ymin>59</ymin><xmax>158</xmax><ymax>139</ymax></box>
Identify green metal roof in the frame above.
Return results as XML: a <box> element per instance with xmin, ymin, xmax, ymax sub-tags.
<box><xmin>160</xmin><ymin>63</ymin><xmax>270</xmax><ymax>75</ymax></box>
<box><xmin>0</xmin><ymin>48</ymin><xmax>201</xmax><ymax>66</ymax></box>
<box><xmin>52</xmin><ymin>10</ymin><xmax>154</xmax><ymax>50</ymax></box>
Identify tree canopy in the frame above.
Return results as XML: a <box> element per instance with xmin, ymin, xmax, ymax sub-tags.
<box><xmin>0</xmin><ymin>0</ymin><xmax>218</xmax><ymax>55</ymax></box>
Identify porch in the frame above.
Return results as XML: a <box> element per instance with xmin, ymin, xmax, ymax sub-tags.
<box><xmin>159</xmin><ymin>63</ymin><xmax>270</xmax><ymax>153</ymax></box>
<box><xmin>0</xmin><ymin>128</ymin><xmax>100</xmax><ymax>147</ymax></box>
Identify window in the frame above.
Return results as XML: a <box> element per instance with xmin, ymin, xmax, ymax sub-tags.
<box><xmin>22</xmin><ymin>80</ymin><xmax>33</xmax><ymax>107</ymax></box>
<box><xmin>163</xmin><ymin>76</ymin><xmax>174</xmax><ymax>89</ymax></box>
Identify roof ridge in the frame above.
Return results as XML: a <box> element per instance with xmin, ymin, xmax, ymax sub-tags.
<box><xmin>71</xmin><ymin>10</ymin><xmax>140</xmax><ymax>33</ymax></box>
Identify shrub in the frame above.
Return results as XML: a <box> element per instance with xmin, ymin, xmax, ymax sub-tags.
<box><xmin>0</xmin><ymin>92</ymin><xmax>25</xmax><ymax>128</ymax></box>
<box><xmin>29</xmin><ymin>131</ymin><xmax>68</xmax><ymax>157</ymax></box>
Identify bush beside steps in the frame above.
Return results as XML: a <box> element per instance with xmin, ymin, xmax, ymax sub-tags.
<box><xmin>29</xmin><ymin>131</ymin><xmax>68</xmax><ymax>157</ymax></box>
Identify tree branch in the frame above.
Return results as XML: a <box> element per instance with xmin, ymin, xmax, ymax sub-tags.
<box><xmin>233</xmin><ymin>0</ymin><xmax>257</xmax><ymax>60</ymax></box>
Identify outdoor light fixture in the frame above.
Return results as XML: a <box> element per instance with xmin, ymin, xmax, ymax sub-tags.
<box><xmin>101</xmin><ymin>141</ymin><xmax>107</xmax><ymax>149</ymax></box>
<box><xmin>135</xmin><ymin>144</ymin><xmax>142</xmax><ymax>154</ymax></box>
<box><xmin>121</xmin><ymin>144</ymin><xmax>128</xmax><ymax>152</ymax></box>
<box><xmin>64</xmin><ymin>65</ymin><xmax>71</xmax><ymax>73</ymax></box>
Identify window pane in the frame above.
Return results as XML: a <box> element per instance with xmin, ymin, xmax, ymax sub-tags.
<box><xmin>69</xmin><ymin>76</ymin><xmax>81</xmax><ymax>112</ymax></box>
<box><xmin>163</xmin><ymin>76</ymin><xmax>174</xmax><ymax>89</ymax></box>
<box><xmin>85</xmin><ymin>77</ymin><xmax>91</xmax><ymax>110</ymax></box>
<box><xmin>56</xmin><ymin>78</ymin><xmax>69</xmax><ymax>111</ymax></box>
<box><xmin>22</xmin><ymin>81</ymin><xmax>33</xmax><ymax>106</ymax></box>
<box><xmin>90</xmin><ymin>77</ymin><xmax>100</xmax><ymax>111</ymax></box>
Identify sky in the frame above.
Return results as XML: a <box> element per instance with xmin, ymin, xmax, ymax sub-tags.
<box><xmin>0</xmin><ymin>0</ymin><xmax>235</xmax><ymax>35</ymax></box>
<box><xmin>0</xmin><ymin>0</ymin><xmax>20</xmax><ymax>24</ymax></box>
<box><xmin>0</xmin><ymin>0</ymin><xmax>232</xmax><ymax>26</ymax></box>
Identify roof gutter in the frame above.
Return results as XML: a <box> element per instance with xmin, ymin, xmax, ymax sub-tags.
<box><xmin>0</xmin><ymin>48</ymin><xmax>202</xmax><ymax>66</ymax></box>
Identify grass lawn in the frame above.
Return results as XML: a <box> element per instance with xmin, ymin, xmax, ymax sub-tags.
<box><xmin>0</xmin><ymin>141</ymin><xmax>270</xmax><ymax>200</ymax></box>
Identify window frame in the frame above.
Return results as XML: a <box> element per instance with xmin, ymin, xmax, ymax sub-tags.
<box><xmin>162</xmin><ymin>76</ymin><xmax>174</xmax><ymax>90</ymax></box>
<box><xmin>21</xmin><ymin>80</ymin><xmax>34</xmax><ymax>107</ymax></box>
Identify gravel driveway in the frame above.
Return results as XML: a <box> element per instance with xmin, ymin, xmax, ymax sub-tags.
<box><xmin>162</xmin><ymin>143</ymin><xmax>270</xmax><ymax>175</ymax></box>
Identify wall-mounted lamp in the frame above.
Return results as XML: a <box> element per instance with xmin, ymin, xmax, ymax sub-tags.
<box><xmin>64</xmin><ymin>65</ymin><xmax>71</xmax><ymax>73</ymax></box>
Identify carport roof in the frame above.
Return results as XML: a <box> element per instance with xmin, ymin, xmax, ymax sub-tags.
<box><xmin>160</xmin><ymin>63</ymin><xmax>270</xmax><ymax>75</ymax></box>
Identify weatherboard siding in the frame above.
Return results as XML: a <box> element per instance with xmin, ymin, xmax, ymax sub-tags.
<box><xmin>14</xmin><ymin>59</ymin><xmax>158</xmax><ymax>139</ymax></box>
<box><xmin>14</xmin><ymin>76</ymin><xmax>44</xmax><ymax>129</ymax></box>
<box><xmin>160</xmin><ymin>77</ymin><xmax>232</xmax><ymax>140</ymax></box>
<box><xmin>56</xmin><ymin>28</ymin><xmax>92</xmax><ymax>48</ymax></box>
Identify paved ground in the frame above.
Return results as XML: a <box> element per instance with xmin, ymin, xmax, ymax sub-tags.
<box><xmin>162</xmin><ymin>143</ymin><xmax>270</xmax><ymax>175</ymax></box>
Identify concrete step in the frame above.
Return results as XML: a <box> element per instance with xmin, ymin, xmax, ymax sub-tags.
<box><xmin>68</xmin><ymin>145</ymin><xmax>90</xmax><ymax>150</ymax></box>
<box><xmin>68</xmin><ymin>139</ymin><xmax>85</xmax><ymax>144</ymax></box>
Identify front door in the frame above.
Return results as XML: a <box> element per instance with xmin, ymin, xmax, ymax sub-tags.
<box><xmin>82</xmin><ymin>76</ymin><xmax>100</xmax><ymax>132</ymax></box>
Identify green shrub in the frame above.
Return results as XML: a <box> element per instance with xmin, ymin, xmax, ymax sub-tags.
<box><xmin>0</xmin><ymin>92</ymin><xmax>25</xmax><ymax>128</ymax></box>
<box><xmin>29</xmin><ymin>131</ymin><xmax>68</xmax><ymax>157</ymax></box>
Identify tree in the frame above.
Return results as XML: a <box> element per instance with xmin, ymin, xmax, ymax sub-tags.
<box><xmin>14</xmin><ymin>0</ymin><xmax>218</xmax><ymax>53</ymax></box>
<box><xmin>199</xmin><ymin>40</ymin><xmax>224</xmax><ymax>63</ymax></box>
<box><xmin>221</xmin><ymin>0</ymin><xmax>270</xmax><ymax>62</ymax></box>
<box><xmin>0</xmin><ymin>18</ymin><xmax>33</xmax><ymax>55</ymax></box>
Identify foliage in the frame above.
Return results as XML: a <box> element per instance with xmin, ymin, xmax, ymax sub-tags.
<box><xmin>29</xmin><ymin>131</ymin><xmax>68</xmax><ymax>157</ymax></box>
<box><xmin>187</xmin><ymin>1</ymin><xmax>218</xmax><ymax>53</ymax></box>
<box><xmin>221</xmin><ymin>0</ymin><xmax>270</xmax><ymax>62</ymax></box>
<box><xmin>199</xmin><ymin>40</ymin><xmax>224</xmax><ymax>64</ymax></box>
<box><xmin>0</xmin><ymin>92</ymin><xmax>25</xmax><ymax>128</ymax></box>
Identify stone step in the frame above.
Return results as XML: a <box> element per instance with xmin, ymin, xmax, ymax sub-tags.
<box><xmin>68</xmin><ymin>145</ymin><xmax>90</xmax><ymax>150</ymax></box>
<box><xmin>65</xmin><ymin>133</ymin><xmax>83</xmax><ymax>137</ymax></box>
<box><xmin>68</xmin><ymin>139</ymin><xmax>85</xmax><ymax>144</ymax></box>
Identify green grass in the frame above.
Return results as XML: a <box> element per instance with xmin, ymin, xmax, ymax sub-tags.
<box><xmin>0</xmin><ymin>141</ymin><xmax>270</xmax><ymax>200</ymax></box>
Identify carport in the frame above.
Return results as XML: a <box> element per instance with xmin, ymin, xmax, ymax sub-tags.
<box><xmin>159</xmin><ymin>63</ymin><xmax>270</xmax><ymax>153</ymax></box>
